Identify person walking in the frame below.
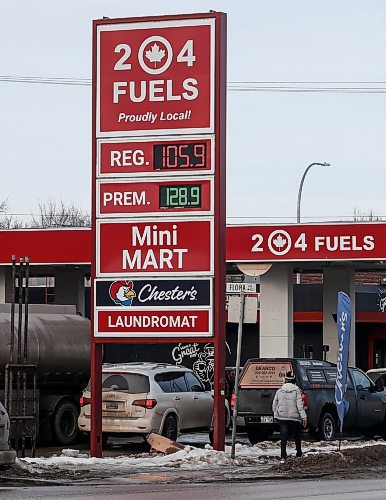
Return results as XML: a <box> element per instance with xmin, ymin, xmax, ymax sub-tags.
<box><xmin>225</xmin><ymin>368</ymin><xmax>236</xmax><ymax>406</ymax></box>
<box><xmin>272</xmin><ymin>371</ymin><xmax>307</xmax><ymax>463</ymax></box>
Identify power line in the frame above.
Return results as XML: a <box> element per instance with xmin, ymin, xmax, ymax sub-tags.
<box><xmin>227</xmin><ymin>82</ymin><xmax>386</xmax><ymax>94</ymax></box>
<box><xmin>1</xmin><ymin>212</ymin><xmax>383</xmax><ymax>221</ymax></box>
<box><xmin>3</xmin><ymin>75</ymin><xmax>386</xmax><ymax>93</ymax></box>
<box><xmin>0</xmin><ymin>76</ymin><xmax>90</xmax><ymax>86</ymax></box>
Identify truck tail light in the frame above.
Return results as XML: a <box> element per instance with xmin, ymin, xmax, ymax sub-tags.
<box><xmin>132</xmin><ymin>399</ymin><xmax>157</xmax><ymax>409</ymax></box>
<box><xmin>80</xmin><ymin>396</ymin><xmax>91</xmax><ymax>407</ymax></box>
<box><xmin>301</xmin><ymin>392</ymin><xmax>308</xmax><ymax>409</ymax></box>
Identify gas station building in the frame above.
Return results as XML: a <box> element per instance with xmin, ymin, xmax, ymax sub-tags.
<box><xmin>1</xmin><ymin>222</ymin><xmax>386</xmax><ymax>372</ymax></box>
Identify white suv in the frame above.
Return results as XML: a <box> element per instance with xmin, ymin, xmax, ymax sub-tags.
<box><xmin>78</xmin><ymin>363</ymin><xmax>221</xmax><ymax>442</ymax></box>
<box><xmin>0</xmin><ymin>401</ymin><xmax>16</xmax><ymax>468</ymax></box>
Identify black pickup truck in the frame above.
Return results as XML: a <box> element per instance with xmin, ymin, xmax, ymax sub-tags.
<box><xmin>237</xmin><ymin>358</ymin><xmax>386</xmax><ymax>444</ymax></box>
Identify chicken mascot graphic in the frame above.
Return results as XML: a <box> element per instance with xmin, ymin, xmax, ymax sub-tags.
<box><xmin>109</xmin><ymin>280</ymin><xmax>136</xmax><ymax>306</ymax></box>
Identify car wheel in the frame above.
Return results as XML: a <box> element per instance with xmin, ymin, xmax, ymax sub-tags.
<box><xmin>246</xmin><ymin>426</ymin><xmax>267</xmax><ymax>445</ymax></box>
<box><xmin>161</xmin><ymin>415</ymin><xmax>178</xmax><ymax>441</ymax></box>
<box><xmin>379</xmin><ymin>417</ymin><xmax>386</xmax><ymax>441</ymax></box>
<box><xmin>318</xmin><ymin>411</ymin><xmax>336</xmax><ymax>441</ymax></box>
<box><xmin>53</xmin><ymin>400</ymin><xmax>79</xmax><ymax>445</ymax></box>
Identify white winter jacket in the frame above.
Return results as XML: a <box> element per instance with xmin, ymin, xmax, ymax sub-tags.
<box><xmin>272</xmin><ymin>383</ymin><xmax>307</xmax><ymax>422</ymax></box>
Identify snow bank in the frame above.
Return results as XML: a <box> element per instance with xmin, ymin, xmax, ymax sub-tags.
<box><xmin>20</xmin><ymin>439</ymin><xmax>386</xmax><ymax>471</ymax></box>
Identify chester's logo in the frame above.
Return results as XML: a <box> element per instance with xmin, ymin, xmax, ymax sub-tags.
<box><xmin>109</xmin><ymin>280</ymin><xmax>136</xmax><ymax>306</ymax></box>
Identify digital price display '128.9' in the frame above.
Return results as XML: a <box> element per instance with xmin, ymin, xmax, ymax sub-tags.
<box><xmin>159</xmin><ymin>184</ymin><xmax>202</xmax><ymax>208</ymax></box>
<box><xmin>153</xmin><ymin>142</ymin><xmax>207</xmax><ymax>170</ymax></box>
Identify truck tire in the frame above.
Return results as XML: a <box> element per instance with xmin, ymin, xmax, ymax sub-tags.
<box><xmin>380</xmin><ymin>417</ymin><xmax>386</xmax><ymax>441</ymax></box>
<box><xmin>53</xmin><ymin>400</ymin><xmax>79</xmax><ymax>445</ymax></box>
<box><xmin>161</xmin><ymin>415</ymin><xmax>178</xmax><ymax>441</ymax></box>
<box><xmin>246</xmin><ymin>426</ymin><xmax>268</xmax><ymax>445</ymax></box>
<box><xmin>318</xmin><ymin>411</ymin><xmax>336</xmax><ymax>441</ymax></box>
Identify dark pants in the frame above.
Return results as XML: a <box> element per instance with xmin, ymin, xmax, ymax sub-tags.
<box><xmin>279</xmin><ymin>420</ymin><xmax>302</xmax><ymax>459</ymax></box>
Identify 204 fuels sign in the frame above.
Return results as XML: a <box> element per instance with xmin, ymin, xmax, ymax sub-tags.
<box><xmin>226</xmin><ymin>223</ymin><xmax>385</xmax><ymax>262</ymax></box>
<box><xmin>96</xmin><ymin>18</ymin><xmax>215</xmax><ymax>136</ymax></box>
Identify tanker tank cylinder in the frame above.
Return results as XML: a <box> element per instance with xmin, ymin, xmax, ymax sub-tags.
<box><xmin>0</xmin><ymin>304</ymin><xmax>90</xmax><ymax>384</ymax></box>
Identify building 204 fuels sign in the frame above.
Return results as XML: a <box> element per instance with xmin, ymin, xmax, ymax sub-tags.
<box><xmin>227</xmin><ymin>223</ymin><xmax>386</xmax><ymax>262</ymax></box>
<box><xmin>96</xmin><ymin>18</ymin><xmax>215</xmax><ymax>136</ymax></box>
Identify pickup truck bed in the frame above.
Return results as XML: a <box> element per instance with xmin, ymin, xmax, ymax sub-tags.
<box><xmin>237</xmin><ymin>358</ymin><xmax>386</xmax><ymax>443</ymax></box>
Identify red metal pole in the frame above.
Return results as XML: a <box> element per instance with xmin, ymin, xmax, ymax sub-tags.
<box><xmin>90</xmin><ymin>341</ymin><xmax>103</xmax><ymax>457</ymax></box>
<box><xmin>90</xmin><ymin>17</ymin><xmax>103</xmax><ymax>458</ymax></box>
<box><xmin>212</xmin><ymin>12</ymin><xmax>227</xmax><ymax>451</ymax></box>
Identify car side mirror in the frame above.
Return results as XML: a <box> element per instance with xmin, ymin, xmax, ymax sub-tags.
<box><xmin>191</xmin><ymin>384</ymin><xmax>204</xmax><ymax>392</ymax></box>
<box><xmin>375</xmin><ymin>378</ymin><xmax>385</xmax><ymax>392</ymax></box>
<box><xmin>356</xmin><ymin>384</ymin><xmax>364</xmax><ymax>392</ymax></box>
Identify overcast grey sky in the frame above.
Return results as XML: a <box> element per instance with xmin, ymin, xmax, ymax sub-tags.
<box><xmin>2</xmin><ymin>0</ymin><xmax>386</xmax><ymax>224</ymax></box>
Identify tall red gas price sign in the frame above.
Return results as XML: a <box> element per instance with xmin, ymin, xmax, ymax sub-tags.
<box><xmin>91</xmin><ymin>13</ymin><xmax>227</xmax><ymax>456</ymax></box>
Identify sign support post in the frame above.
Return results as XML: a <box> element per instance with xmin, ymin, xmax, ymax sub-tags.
<box><xmin>212</xmin><ymin>14</ymin><xmax>227</xmax><ymax>450</ymax></box>
<box><xmin>231</xmin><ymin>292</ymin><xmax>244</xmax><ymax>458</ymax></box>
<box><xmin>90</xmin><ymin>342</ymin><xmax>102</xmax><ymax>457</ymax></box>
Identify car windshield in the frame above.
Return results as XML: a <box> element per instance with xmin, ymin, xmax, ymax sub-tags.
<box><xmin>87</xmin><ymin>373</ymin><xmax>150</xmax><ymax>393</ymax></box>
<box><xmin>367</xmin><ymin>371</ymin><xmax>386</xmax><ymax>383</ymax></box>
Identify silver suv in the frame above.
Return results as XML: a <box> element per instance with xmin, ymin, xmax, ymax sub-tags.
<box><xmin>0</xmin><ymin>401</ymin><xmax>16</xmax><ymax>468</ymax></box>
<box><xmin>78</xmin><ymin>362</ymin><xmax>218</xmax><ymax>442</ymax></box>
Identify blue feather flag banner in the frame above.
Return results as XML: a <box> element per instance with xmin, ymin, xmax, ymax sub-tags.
<box><xmin>334</xmin><ymin>291</ymin><xmax>352</xmax><ymax>432</ymax></box>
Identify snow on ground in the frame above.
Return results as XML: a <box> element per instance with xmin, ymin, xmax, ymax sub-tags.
<box><xmin>19</xmin><ymin>438</ymin><xmax>386</xmax><ymax>472</ymax></box>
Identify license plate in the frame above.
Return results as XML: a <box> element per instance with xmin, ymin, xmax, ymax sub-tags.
<box><xmin>106</xmin><ymin>402</ymin><xmax>118</xmax><ymax>410</ymax></box>
<box><xmin>260</xmin><ymin>416</ymin><xmax>273</xmax><ymax>423</ymax></box>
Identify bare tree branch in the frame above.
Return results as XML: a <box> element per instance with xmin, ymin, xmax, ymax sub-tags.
<box><xmin>31</xmin><ymin>199</ymin><xmax>91</xmax><ymax>228</ymax></box>
<box><xmin>0</xmin><ymin>216</ymin><xmax>26</xmax><ymax>229</ymax></box>
<box><xmin>0</xmin><ymin>199</ymin><xmax>7</xmax><ymax>213</ymax></box>
<box><xmin>353</xmin><ymin>208</ymin><xmax>383</xmax><ymax>221</ymax></box>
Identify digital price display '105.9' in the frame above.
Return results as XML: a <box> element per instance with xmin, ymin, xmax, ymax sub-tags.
<box><xmin>154</xmin><ymin>142</ymin><xmax>207</xmax><ymax>170</ymax></box>
<box><xmin>159</xmin><ymin>184</ymin><xmax>202</xmax><ymax>208</ymax></box>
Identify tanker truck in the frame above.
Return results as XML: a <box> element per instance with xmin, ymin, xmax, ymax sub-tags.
<box><xmin>0</xmin><ymin>303</ymin><xmax>90</xmax><ymax>445</ymax></box>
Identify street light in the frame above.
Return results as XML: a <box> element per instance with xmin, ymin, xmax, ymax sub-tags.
<box><xmin>296</xmin><ymin>162</ymin><xmax>331</xmax><ymax>223</ymax></box>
